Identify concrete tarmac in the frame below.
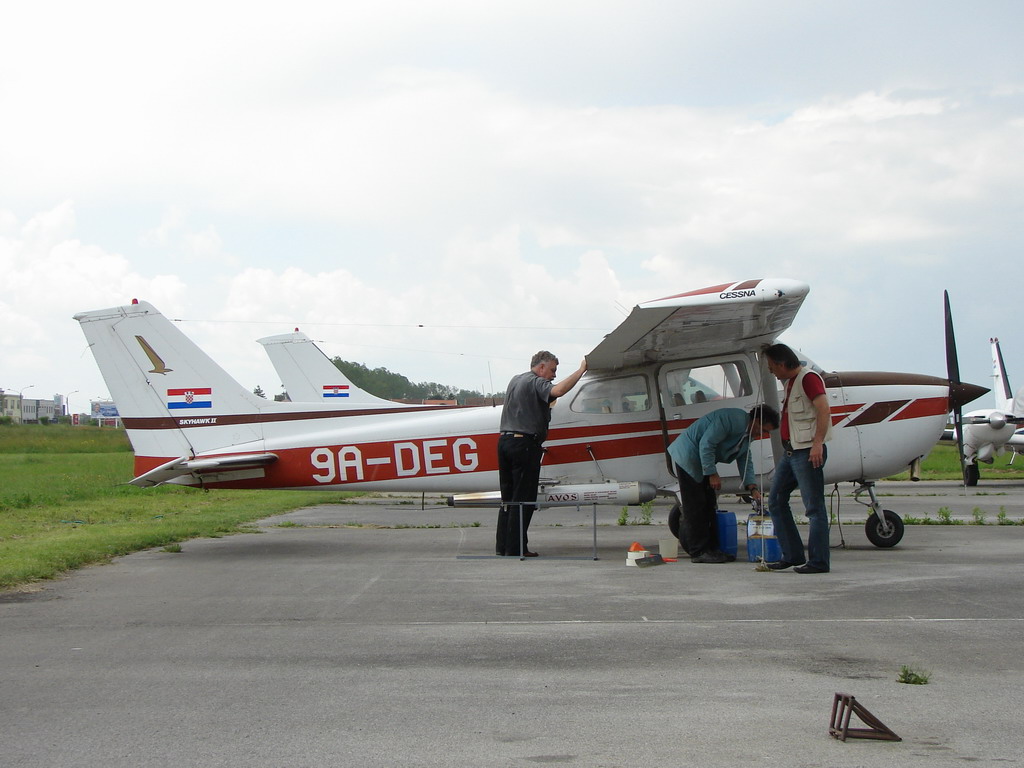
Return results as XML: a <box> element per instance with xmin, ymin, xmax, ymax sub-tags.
<box><xmin>2</xmin><ymin>480</ymin><xmax>1024</xmax><ymax>767</ymax></box>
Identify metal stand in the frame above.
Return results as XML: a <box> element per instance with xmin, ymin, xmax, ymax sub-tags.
<box><xmin>829</xmin><ymin>693</ymin><xmax>901</xmax><ymax>742</ymax></box>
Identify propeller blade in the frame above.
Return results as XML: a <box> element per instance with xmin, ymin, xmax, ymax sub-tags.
<box><xmin>945</xmin><ymin>293</ymin><xmax>989</xmax><ymax>410</ymax></box>
<box><xmin>944</xmin><ymin>290</ymin><xmax>960</xmax><ymax>387</ymax></box>
<box><xmin>944</xmin><ymin>290</ymin><xmax>969</xmax><ymax>485</ymax></box>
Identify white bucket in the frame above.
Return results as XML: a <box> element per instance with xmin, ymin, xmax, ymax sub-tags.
<box><xmin>626</xmin><ymin>549</ymin><xmax>649</xmax><ymax>566</ymax></box>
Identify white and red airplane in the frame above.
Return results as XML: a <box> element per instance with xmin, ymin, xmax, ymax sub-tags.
<box><xmin>74</xmin><ymin>278</ymin><xmax>986</xmax><ymax>548</ymax></box>
<box><xmin>949</xmin><ymin>337</ymin><xmax>1024</xmax><ymax>484</ymax></box>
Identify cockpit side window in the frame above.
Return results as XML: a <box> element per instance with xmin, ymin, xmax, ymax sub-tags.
<box><xmin>664</xmin><ymin>362</ymin><xmax>751</xmax><ymax>407</ymax></box>
<box><xmin>570</xmin><ymin>375</ymin><xmax>650</xmax><ymax>414</ymax></box>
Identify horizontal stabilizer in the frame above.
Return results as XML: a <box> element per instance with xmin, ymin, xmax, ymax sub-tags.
<box><xmin>130</xmin><ymin>453</ymin><xmax>279</xmax><ymax>488</ymax></box>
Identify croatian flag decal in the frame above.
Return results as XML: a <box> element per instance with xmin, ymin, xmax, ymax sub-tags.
<box><xmin>167</xmin><ymin>387</ymin><xmax>213</xmax><ymax>409</ymax></box>
<box><xmin>323</xmin><ymin>385</ymin><xmax>350</xmax><ymax>398</ymax></box>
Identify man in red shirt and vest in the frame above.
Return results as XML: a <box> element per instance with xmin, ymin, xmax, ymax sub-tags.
<box><xmin>764</xmin><ymin>343</ymin><xmax>833</xmax><ymax>573</ymax></box>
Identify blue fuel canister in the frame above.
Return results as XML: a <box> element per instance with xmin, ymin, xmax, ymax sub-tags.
<box><xmin>716</xmin><ymin>510</ymin><xmax>738</xmax><ymax>558</ymax></box>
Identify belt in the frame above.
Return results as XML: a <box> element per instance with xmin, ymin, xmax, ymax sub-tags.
<box><xmin>501</xmin><ymin>431</ymin><xmax>538</xmax><ymax>440</ymax></box>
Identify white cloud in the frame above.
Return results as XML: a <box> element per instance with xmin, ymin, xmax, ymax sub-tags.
<box><xmin>0</xmin><ymin>205</ymin><xmax>189</xmax><ymax>399</ymax></box>
<box><xmin>2</xmin><ymin>3</ymin><xmax>1023</xmax><ymax>404</ymax></box>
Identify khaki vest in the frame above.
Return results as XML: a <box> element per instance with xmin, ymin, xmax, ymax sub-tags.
<box><xmin>786</xmin><ymin>368</ymin><xmax>832</xmax><ymax>449</ymax></box>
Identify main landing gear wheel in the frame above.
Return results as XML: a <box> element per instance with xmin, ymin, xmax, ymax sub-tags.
<box><xmin>865</xmin><ymin>510</ymin><xmax>904</xmax><ymax>548</ymax></box>
<box><xmin>964</xmin><ymin>463</ymin><xmax>980</xmax><ymax>487</ymax></box>
<box><xmin>667</xmin><ymin>503</ymin><xmax>689</xmax><ymax>553</ymax></box>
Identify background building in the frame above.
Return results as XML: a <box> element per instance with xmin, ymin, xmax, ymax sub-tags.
<box><xmin>0</xmin><ymin>390</ymin><xmax>21</xmax><ymax>422</ymax></box>
<box><xmin>21</xmin><ymin>397</ymin><xmax>59</xmax><ymax>423</ymax></box>
<box><xmin>1</xmin><ymin>390</ymin><xmax>63</xmax><ymax>423</ymax></box>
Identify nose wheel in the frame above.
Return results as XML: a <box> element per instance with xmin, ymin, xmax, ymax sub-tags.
<box><xmin>854</xmin><ymin>482</ymin><xmax>905</xmax><ymax>548</ymax></box>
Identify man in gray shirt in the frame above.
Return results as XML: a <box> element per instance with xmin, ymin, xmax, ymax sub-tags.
<box><xmin>497</xmin><ymin>351</ymin><xmax>587</xmax><ymax>556</ymax></box>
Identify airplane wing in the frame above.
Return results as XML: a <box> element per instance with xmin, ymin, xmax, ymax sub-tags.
<box><xmin>587</xmin><ymin>278</ymin><xmax>810</xmax><ymax>371</ymax></box>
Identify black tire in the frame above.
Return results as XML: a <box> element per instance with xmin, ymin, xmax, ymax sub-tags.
<box><xmin>668</xmin><ymin>503</ymin><xmax>681</xmax><ymax>538</ymax></box>
<box><xmin>865</xmin><ymin>510</ymin><xmax>904</xmax><ymax>548</ymax></box>
<box><xmin>667</xmin><ymin>503</ymin><xmax>689</xmax><ymax>553</ymax></box>
<box><xmin>964</xmin><ymin>463</ymin><xmax>980</xmax><ymax>487</ymax></box>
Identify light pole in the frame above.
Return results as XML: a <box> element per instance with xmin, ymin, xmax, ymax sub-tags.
<box><xmin>64</xmin><ymin>390</ymin><xmax>79</xmax><ymax>420</ymax></box>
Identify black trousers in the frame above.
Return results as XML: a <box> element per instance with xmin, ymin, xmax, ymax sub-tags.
<box><xmin>676</xmin><ymin>466</ymin><xmax>719</xmax><ymax>557</ymax></box>
<box><xmin>496</xmin><ymin>434</ymin><xmax>544</xmax><ymax>555</ymax></box>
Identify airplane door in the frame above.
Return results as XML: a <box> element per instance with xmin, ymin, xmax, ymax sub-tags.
<box><xmin>658</xmin><ymin>356</ymin><xmax>775</xmax><ymax>490</ymax></box>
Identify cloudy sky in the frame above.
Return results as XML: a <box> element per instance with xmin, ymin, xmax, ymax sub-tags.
<box><xmin>2</xmin><ymin>1</ymin><xmax>1022</xmax><ymax>411</ymax></box>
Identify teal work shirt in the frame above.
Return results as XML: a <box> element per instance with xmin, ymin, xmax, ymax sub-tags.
<box><xmin>667</xmin><ymin>408</ymin><xmax>756</xmax><ymax>488</ymax></box>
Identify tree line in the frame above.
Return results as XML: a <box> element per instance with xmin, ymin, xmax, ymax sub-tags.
<box><xmin>254</xmin><ymin>360</ymin><xmax>499</xmax><ymax>404</ymax></box>
<box><xmin>330</xmin><ymin>358</ymin><xmax>496</xmax><ymax>402</ymax></box>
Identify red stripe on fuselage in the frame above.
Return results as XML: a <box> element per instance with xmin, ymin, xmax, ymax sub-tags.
<box><xmin>830</xmin><ymin>397</ymin><xmax>947</xmax><ymax>427</ymax></box>
<box><xmin>890</xmin><ymin>396</ymin><xmax>948</xmax><ymax>421</ymax></box>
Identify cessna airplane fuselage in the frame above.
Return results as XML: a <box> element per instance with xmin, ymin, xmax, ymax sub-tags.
<box><xmin>75</xmin><ymin>278</ymin><xmax>986</xmax><ymax>546</ymax></box>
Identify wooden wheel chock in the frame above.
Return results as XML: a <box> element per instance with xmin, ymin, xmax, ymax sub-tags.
<box><xmin>829</xmin><ymin>693</ymin><xmax>901</xmax><ymax>742</ymax></box>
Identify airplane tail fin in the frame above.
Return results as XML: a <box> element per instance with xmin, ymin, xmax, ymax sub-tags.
<box><xmin>74</xmin><ymin>301</ymin><xmax>266</xmax><ymax>467</ymax></box>
<box><xmin>991</xmin><ymin>337</ymin><xmax>1014</xmax><ymax>410</ymax></box>
<box><xmin>257</xmin><ymin>331</ymin><xmax>397</xmax><ymax>407</ymax></box>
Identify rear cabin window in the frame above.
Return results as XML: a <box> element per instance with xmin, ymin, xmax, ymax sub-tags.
<box><xmin>665</xmin><ymin>362</ymin><xmax>751</xmax><ymax>407</ymax></box>
<box><xmin>571</xmin><ymin>375</ymin><xmax>651</xmax><ymax>414</ymax></box>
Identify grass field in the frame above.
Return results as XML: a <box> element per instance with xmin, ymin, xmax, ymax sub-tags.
<box><xmin>885</xmin><ymin>443</ymin><xmax>1024</xmax><ymax>481</ymax></box>
<box><xmin>2</xmin><ymin>426</ymin><xmax>1022</xmax><ymax>591</ymax></box>
<box><xmin>0</xmin><ymin>426</ymin><xmax>356</xmax><ymax>590</ymax></box>
<box><xmin>0</xmin><ymin>423</ymin><xmax>132</xmax><ymax>454</ymax></box>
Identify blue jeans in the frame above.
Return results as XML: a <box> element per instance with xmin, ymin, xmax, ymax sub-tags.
<box><xmin>768</xmin><ymin>446</ymin><xmax>829</xmax><ymax>571</ymax></box>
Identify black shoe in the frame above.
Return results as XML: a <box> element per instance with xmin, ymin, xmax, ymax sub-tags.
<box><xmin>794</xmin><ymin>564</ymin><xmax>828</xmax><ymax>574</ymax></box>
<box><xmin>766</xmin><ymin>560</ymin><xmax>801</xmax><ymax>570</ymax></box>
<box><xmin>691</xmin><ymin>551</ymin><xmax>728</xmax><ymax>563</ymax></box>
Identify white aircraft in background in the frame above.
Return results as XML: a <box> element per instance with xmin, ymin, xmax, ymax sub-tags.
<box><xmin>74</xmin><ymin>278</ymin><xmax>986</xmax><ymax>550</ymax></box>
<box><xmin>257</xmin><ymin>329</ymin><xmax>419</xmax><ymax>408</ymax></box>
<box><xmin>949</xmin><ymin>337</ymin><xmax>1024</xmax><ymax>485</ymax></box>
